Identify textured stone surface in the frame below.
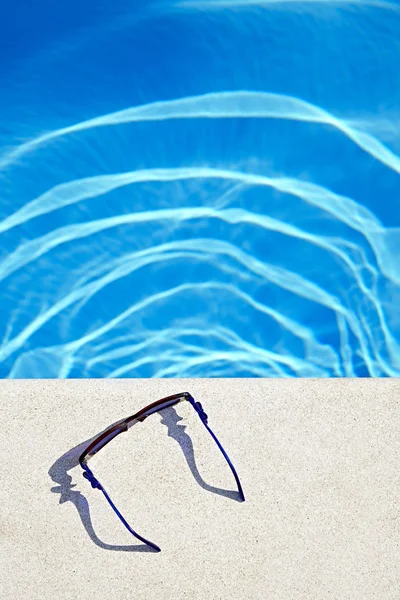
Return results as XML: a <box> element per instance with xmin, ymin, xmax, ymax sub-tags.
<box><xmin>0</xmin><ymin>379</ymin><xmax>399</xmax><ymax>599</ymax></box>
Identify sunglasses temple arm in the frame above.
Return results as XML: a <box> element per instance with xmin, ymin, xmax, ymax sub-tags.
<box><xmin>81</xmin><ymin>465</ymin><xmax>161</xmax><ymax>552</ymax></box>
<box><xmin>188</xmin><ymin>399</ymin><xmax>245</xmax><ymax>502</ymax></box>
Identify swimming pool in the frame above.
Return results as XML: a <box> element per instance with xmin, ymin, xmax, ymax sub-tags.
<box><xmin>1</xmin><ymin>0</ymin><xmax>399</xmax><ymax>377</ymax></box>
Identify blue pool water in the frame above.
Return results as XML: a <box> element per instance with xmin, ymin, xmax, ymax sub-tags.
<box><xmin>0</xmin><ymin>0</ymin><xmax>399</xmax><ymax>377</ymax></box>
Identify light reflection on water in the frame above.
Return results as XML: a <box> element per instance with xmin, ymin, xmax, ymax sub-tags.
<box><xmin>0</xmin><ymin>0</ymin><xmax>399</xmax><ymax>377</ymax></box>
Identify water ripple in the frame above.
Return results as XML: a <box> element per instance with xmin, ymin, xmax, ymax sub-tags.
<box><xmin>1</xmin><ymin>2</ymin><xmax>399</xmax><ymax>377</ymax></box>
<box><xmin>2</xmin><ymin>91</ymin><xmax>400</xmax><ymax>176</ymax></box>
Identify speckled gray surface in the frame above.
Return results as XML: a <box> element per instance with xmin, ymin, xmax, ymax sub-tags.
<box><xmin>0</xmin><ymin>379</ymin><xmax>399</xmax><ymax>599</ymax></box>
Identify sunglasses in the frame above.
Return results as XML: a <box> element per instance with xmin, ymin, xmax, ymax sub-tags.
<box><xmin>79</xmin><ymin>391</ymin><xmax>245</xmax><ymax>552</ymax></box>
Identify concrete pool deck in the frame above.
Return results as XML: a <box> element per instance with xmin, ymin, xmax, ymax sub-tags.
<box><xmin>0</xmin><ymin>378</ymin><xmax>399</xmax><ymax>599</ymax></box>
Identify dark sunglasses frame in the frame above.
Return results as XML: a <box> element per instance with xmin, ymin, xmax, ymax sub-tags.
<box><xmin>79</xmin><ymin>392</ymin><xmax>245</xmax><ymax>552</ymax></box>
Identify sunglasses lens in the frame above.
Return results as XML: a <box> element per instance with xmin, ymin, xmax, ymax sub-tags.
<box><xmin>87</xmin><ymin>427</ymin><xmax>123</xmax><ymax>458</ymax></box>
<box><xmin>83</xmin><ymin>396</ymin><xmax>187</xmax><ymax>461</ymax></box>
<box><xmin>143</xmin><ymin>397</ymin><xmax>182</xmax><ymax>418</ymax></box>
